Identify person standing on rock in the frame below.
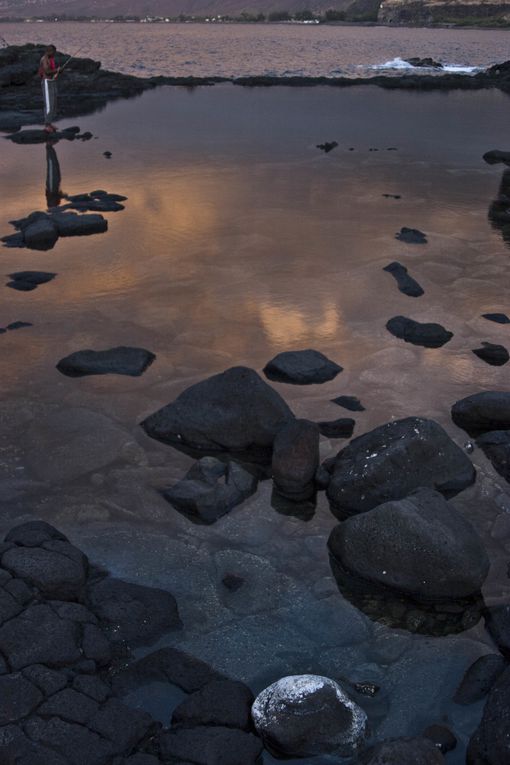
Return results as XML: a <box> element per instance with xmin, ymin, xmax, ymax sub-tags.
<box><xmin>39</xmin><ymin>45</ymin><xmax>60</xmax><ymax>133</ymax></box>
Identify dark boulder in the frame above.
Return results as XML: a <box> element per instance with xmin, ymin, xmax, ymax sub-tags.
<box><xmin>141</xmin><ymin>366</ymin><xmax>294</xmax><ymax>462</ymax></box>
<box><xmin>272</xmin><ymin>419</ymin><xmax>319</xmax><ymax>500</ymax></box>
<box><xmin>395</xmin><ymin>227</ymin><xmax>427</xmax><ymax>244</ymax></box>
<box><xmin>477</xmin><ymin>430</ymin><xmax>510</xmax><ymax>482</ymax></box>
<box><xmin>454</xmin><ymin>654</ymin><xmax>508</xmax><ymax>705</ymax></box>
<box><xmin>386</xmin><ymin>315</ymin><xmax>453</xmax><ymax>348</ymax></box>
<box><xmin>406</xmin><ymin>57</ymin><xmax>443</xmax><ymax>68</ymax></box>
<box><xmin>86</xmin><ymin>577</ymin><xmax>181</xmax><ymax>647</ymax></box>
<box><xmin>163</xmin><ymin>457</ymin><xmax>258</xmax><ymax>524</ymax></box>
<box><xmin>172</xmin><ymin>679</ymin><xmax>254</xmax><ymax>730</ymax></box>
<box><xmin>472</xmin><ymin>342</ymin><xmax>509</xmax><ymax>366</ymax></box>
<box><xmin>483</xmin><ymin>150</ymin><xmax>510</xmax><ymax>166</ymax></box>
<box><xmin>467</xmin><ymin>666</ymin><xmax>510</xmax><ymax>764</ymax></box>
<box><xmin>331</xmin><ymin>395</ymin><xmax>365</xmax><ymax>411</ymax></box>
<box><xmin>251</xmin><ymin>674</ymin><xmax>367</xmax><ymax>758</ymax></box>
<box><xmin>52</xmin><ymin>212</ymin><xmax>108</xmax><ymax>237</ymax></box>
<box><xmin>317</xmin><ymin>418</ymin><xmax>355</xmax><ymax>438</ymax></box>
<box><xmin>159</xmin><ymin>726</ymin><xmax>262</xmax><ymax>765</ymax></box>
<box><xmin>482</xmin><ymin>313</ymin><xmax>510</xmax><ymax>324</ymax></box>
<box><xmin>383</xmin><ymin>261</ymin><xmax>424</xmax><ymax>297</ymax></box>
<box><xmin>326</xmin><ymin>417</ymin><xmax>475</xmax><ymax>516</ymax></box>
<box><xmin>360</xmin><ymin>737</ymin><xmax>444</xmax><ymax>764</ymax></box>
<box><xmin>328</xmin><ymin>488</ymin><xmax>489</xmax><ymax>601</ymax></box>
<box><xmin>7</xmin><ymin>321</ymin><xmax>32</xmax><ymax>331</ymax></box>
<box><xmin>317</xmin><ymin>141</ymin><xmax>338</xmax><ymax>153</ymax></box>
<box><xmin>451</xmin><ymin>392</ymin><xmax>510</xmax><ymax>437</ymax></box>
<box><xmin>7</xmin><ymin>271</ymin><xmax>56</xmax><ymax>291</ymax></box>
<box><xmin>264</xmin><ymin>349</ymin><xmax>342</xmax><ymax>385</ymax></box>
<box><xmin>0</xmin><ymin>672</ymin><xmax>43</xmax><ymax>725</ymax></box>
<box><xmin>23</xmin><ymin>218</ymin><xmax>59</xmax><ymax>251</ymax></box>
<box><xmin>485</xmin><ymin>605</ymin><xmax>510</xmax><ymax>658</ymax></box>
<box><xmin>5</xmin><ymin>521</ymin><xmax>67</xmax><ymax>547</ymax></box>
<box><xmin>56</xmin><ymin>347</ymin><xmax>156</xmax><ymax>378</ymax></box>
<box><xmin>422</xmin><ymin>725</ymin><xmax>456</xmax><ymax>753</ymax></box>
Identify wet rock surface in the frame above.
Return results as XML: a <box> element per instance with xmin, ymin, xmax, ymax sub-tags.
<box><xmin>271</xmin><ymin>419</ymin><xmax>320</xmax><ymax>501</ymax></box>
<box><xmin>163</xmin><ymin>457</ymin><xmax>258</xmax><ymax>523</ymax></box>
<box><xmin>467</xmin><ymin>666</ymin><xmax>510</xmax><ymax>764</ymax></box>
<box><xmin>328</xmin><ymin>488</ymin><xmax>489</xmax><ymax>601</ymax></box>
<box><xmin>405</xmin><ymin>57</ymin><xmax>443</xmax><ymax>68</ymax></box>
<box><xmin>386</xmin><ymin>315</ymin><xmax>453</xmax><ymax>347</ymax></box>
<box><xmin>317</xmin><ymin>418</ymin><xmax>355</xmax><ymax>438</ymax></box>
<box><xmin>476</xmin><ymin>430</ymin><xmax>510</xmax><ymax>483</ymax></box>
<box><xmin>331</xmin><ymin>395</ymin><xmax>365</xmax><ymax>411</ymax></box>
<box><xmin>383</xmin><ymin>261</ymin><xmax>424</xmax><ymax>297</ymax></box>
<box><xmin>252</xmin><ymin>674</ymin><xmax>367</xmax><ymax>757</ymax></box>
<box><xmin>472</xmin><ymin>341</ymin><xmax>509</xmax><ymax>366</ymax></box>
<box><xmin>2</xmin><ymin>209</ymin><xmax>108</xmax><ymax>250</ymax></box>
<box><xmin>6</xmin><ymin>271</ymin><xmax>56</xmax><ymax>291</ymax></box>
<box><xmin>326</xmin><ymin>416</ymin><xmax>475</xmax><ymax>516</ymax></box>
<box><xmin>454</xmin><ymin>654</ymin><xmax>508</xmax><ymax>705</ymax></box>
<box><xmin>395</xmin><ymin>227</ymin><xmax>428</xmax><ymax>244</ymax></box>
<box><xmin>451</xmin><ymin>391</ymin><xmax>510</xmax><ymax>437</ymax></box>
<box><xmin>141</xmin><ymin>366</ymin><xmax>294</xmax><ymax>462</ymax></box>
<box><xmin>56</xmin><ymin>346</ymin><xmax>156</xmax><ymax>378</ymax></box>
<box><xmin>360</xmin><ymin>736</ymin><xmax>445</xmax><ymax>764</ymax></box>
<box><xmin>263</xmin><ymin>349</ymin><xmax>343</xmax><ymax>384</ymax></box>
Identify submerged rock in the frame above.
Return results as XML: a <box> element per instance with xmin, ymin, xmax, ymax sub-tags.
<box><xmin>386</xmin><ymin>315</ymin><xmax>453</xmax><ymax>348</ymax></box>
<box><xmin>141</xmin><ymin>366</ymin><xmax>294</xmax><ymax>462</ymax></box>
<box><xmin>251</xmin><ymin>674</ymin><xmax>367</xmax><ymax>758</ymax></box>
<box><xmin>163</xmin><ymin>457</ymin><xmax>258</xmax><ymax>524</ymax></box>
<box><xmin>272</xmin><ymin>419</ymin><xmax>319</xmax><ymax>500</ymax></box>
<box><xmin>263</xmin><ymin>349</ymin><xmax>342</xmax><ymax>385</ymax></box>
<box><xmin>360</xmin><ymin>737</ymin><xmax>445</xmax><ymax>764</ymax></box>
<box><xmin>395</xmin><ymin>227</ymin><xmax>428</xmax><ymax>244</ymax></box>
<box><xmin>485</xmin><ymin>605</ymin><xmax>510</xmax><ymax>658</ymax></box>
<box><xmin>472</xmin><ymin>342</ymin><xmax>509</xmax><ymax>366</ymax></box>
<box><xmin>454</xmin><ymin>654</ymin><xmax>508</xmax><ymax>705</ymax></box>
<box><xmin>467</xmin><ymin>666</ymin><xmax>510</xmax><ymax>764</ymax></box>
<box><xmin>328</xmin><ymin>488</ymin><xmax>489</xmax><ymax>601</ymax></box>
<box><xmin>52</xmin><ymin>211</ymin><xmax>108</xmax><ymax>237</ymax></box>
<box><xmin>383</xmin><ymin>261</ymin><xmax>424</xmax><ymax>297</ymax></box>
<box><xmin>326</xmin><ymin>416</ymin><xmax>475</xmax><ymax>516</ymax></box>
<box><xmin>172</xmin><ymin>679</ymin><xmax>254</xmax><ymax>730</ymax></box>
<box><xmin>331</xmin><ymin>395</ymin><xmax>365</xmax><ymax>411</ymax></box>
<box><xmin>23</xmin><ymin>218</ymin><xmax>59</xmax><ymax>251</ymax></box>
<box><xmin>405</xmin><ymin>57</ymin><xmax>443</xmax><ymax>68</ymax></box>
<box><xmin>422</xmin><ymin>724</ymin><xmax>457</xmax><ymax>754</ymax></box>
<box><xmin>452</xmin><ymin>392</ymin><xmax>510</xmax><ymax>437</ymax></box>
<box><xmin>482</xmin><ymin>312</ymin><xmax>510</xmax><ymax>324</ymax></box>
<box><xmin>56</xmin><ymin>347</ymin><xmax>156</xmax><ymax>377</ymax></box>
<box><xmin>483</xmin><ymin>149</ymin><xmax>510</xmax><ymax>166</ymax></box>
<box><xmin>317</xmin><ymin>418</ymin><xmax>355</xmax><ymax>438</ymax></box>
<box><xmin>477</xmin><ymin>430</ymin><xmax>510</xmax><ymax>482</ymax></box>
<box><xmin>316</xmin><ymin>141</ymin><xmax>338</xmax><ymax>153</ymax></box>
<box><xmin>159</xmin><ymin>726</ymin><xmax>262</xmax><ymax>765</ymax></box>
<box><xmin>7</xmin><ymin>271</ymin><xmax>56</xmax><ymax>291</ymax></box>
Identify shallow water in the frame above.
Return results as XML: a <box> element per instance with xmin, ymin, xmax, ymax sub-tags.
<box><xmin>1</xmin><ymin>84</ymin><xmax>510</xmax><ymax>761</ymax></box>
<box><xmin>1</xmin><ymin>21</ymin><xmax>510</xmax><ymax>77</ymax></box>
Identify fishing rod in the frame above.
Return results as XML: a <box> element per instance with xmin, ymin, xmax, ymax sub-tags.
<box><xmin>56</xmin><ymin>42</ymin><xmax>89</xmax><ymax>77</ymax></box>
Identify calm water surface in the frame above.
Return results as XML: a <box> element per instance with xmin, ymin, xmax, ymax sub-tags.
<box><xmin>0</xmin><ymin>84</ymin><xmax>509</xmax><ymax>761</ymax></box>
<box><xmin>1</xmin><ymin>21</ymin><xmax>509</xmax><ymax>77</ymax></box>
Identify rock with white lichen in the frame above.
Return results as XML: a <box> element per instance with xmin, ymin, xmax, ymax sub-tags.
<box><xmin>251</xmin><ymin>674</ymin><xmax>367</xmax><ymax>758</ymax></box>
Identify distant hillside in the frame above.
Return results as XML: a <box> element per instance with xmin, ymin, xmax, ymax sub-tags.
<box><xmin>0</xmin><ymin>0</ymin><xmax>378</xmax><ymax>19</ymax></box>
<box><xmin>378</xmin><ymin>0</ymin><xmax>510</xmax><ymax>24</ymax></box>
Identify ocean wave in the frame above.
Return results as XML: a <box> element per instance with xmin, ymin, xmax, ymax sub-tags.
<box><xmin>367</xmin><ymin>57</ymin><xmax>481</xmax><ymax>74</ymax></box>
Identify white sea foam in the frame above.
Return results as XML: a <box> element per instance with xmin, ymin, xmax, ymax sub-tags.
<box><xmin>368</xmin><ymin>57</ymin><xmax>481</xmax><ymax>75</ymax></box>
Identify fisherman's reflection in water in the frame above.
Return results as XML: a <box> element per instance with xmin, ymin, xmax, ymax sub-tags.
<box><xmin>489</xmin><ymin>168</ymin><xmax>510</xmax><ymax>247</ymax></box>
<box><xmin>45</xmin><ymin>141</ymin><xmax>64</xmax><ymax>209</ymax></box>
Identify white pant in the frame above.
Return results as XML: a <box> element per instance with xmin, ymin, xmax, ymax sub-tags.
<box><xmin>42</xmin><ymin>78</ymin><xmax>58</xmax><ymax>124</ymax></box>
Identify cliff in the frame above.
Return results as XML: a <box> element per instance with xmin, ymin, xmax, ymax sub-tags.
<box><xmin>378</xmin><ymin>0</ymin><xmax>510</xmax><ymax>25</ymax></box>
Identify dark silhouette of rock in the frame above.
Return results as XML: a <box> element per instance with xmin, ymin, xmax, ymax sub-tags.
<box><xmin>86</xmin><ymin>577</ymin><xmax>181</xmax><ymax>648</ymax></box>
<box><xmin>22</xmin><ymin>218</ymin><xmax>59</xmax><ymax>250</ymax></box>
<box><xmin>252</xmin><ymin>674</ymin><xmax>367</xmax><ymax>758</ymax></box>
<box><xmin>406</xmin><ymin>57</ymin><xmax>443</xmax><ymax>68</ymax></box>
<box><xmin>5</xmin><ymin>128</ymin><xmax>78</xmax><ymax>144</ymax></box>
<box><xmin>383</xmin><ymin>193</ymin><xmax>401</xmax><ymax>199</ymax></box>
<box><xmin>386</xmin><ymin>316</ymin><xmax>453</xmax><ymax>348</ymax></box>
<box><xmin>383</xmin><ymin>262</ymin><xmax>424</xmax><ymax>297</ymax></box>
<box><xmin>328</xmin><ymin>488</ymin><xmax>489</xmax><ymax>601</ymax></box>
<box><xmin>163</xmin><ymin>457</ymin><xmax>258</xmax><ymax>524</ymax></box>
<box><xmin>0</xmin><ymin>672</ymin><xmax>43</xmax><ymax>725</ymax></box>
<box><xmin>7</xmin><ymin>271</ymin><xmax>56</xmax><ymax>291</ymax></box>
<box><xmin>317</xmin><ymin>418</ymin><xmax>355</xmax><ymax>438</ymax></box>
<box><xmin>56</xmin><ymin>347</ymin><xmax>156</xmax><ymax>378</ymax></box>
<box><xmin>272</xmin><ymin>419</ymin><xmax>320</xmax><ymax>500</ymax></box>
<box><xmin>263</xmin><ymin>349</ymin><xmax>342</xmax><ymax>385</ymax></box>
<box><xmin>395</xmin><ymin>227</ymin><xmax>428</xmax><ymax>244</ymax></box>
<box><xmin>172</xmin><ymin>679</ymin><xmax>254</xmax><ymax>730</ymax></box>
<box><xmin>472</xmin><ymin>342</ymin><xmax>509</xmax><ymax>366</ymax></box>
<box><xmin>467</xmin><ymin>666</ymin><xmax>510</xmax><ymax>764</ymax></box>
<box><xmin>454</xmin><ymin>654</ymin><xmax>508</xmax><ymax>705</ymax></box>
<box><xmin>331</xmin><ymin>395</ymin><xmax>365</xmax><ymax>411</ymax></box>
<box><xmin>317</xmin><ymin>141</ymin><xmax>338</xmax><ymax>153</ymax></box>
<box><xmin>360</xmin><ymin>737</ymin><xmax>445</xmax><ymax>764</ymax></box>
<box><xmin>488</xmin><ymin>169</ymin><xmax>510</xmax><ymax>245</ymax></box>
<box><xmin>326</xmin><ymin>417</ymin><xmax>475</xmax><ymax>516</ymax></box>
<box><xmin>485</xmin><ymin>605</ymin><xmax>510</xmax><ymax>657</ymax></box>
<box><xmin>6</xmin><ymin>321</ymin><xmax>32</xmax><ymax>331</ymax></box>
<box><xmin>452</xmin><ymin>392</ymin><xmax>510</xmax><ymax>437</ymax></box>
<box><xmin>422</xmin><ymin>725</ymin><xmax>457</xmax><ymax>753</ymax></box>
<box><xmin>141</xmin><ymin>366</ymin><xmax>294</xmax><ymax>462</ymax></box>
<box><xmin>52</xmin><ymin>211</ymin><xmax>108</xmax><ymax>237</ymax></box>
<box><xmin>477</xmin><ymin>430</ymin><xmax>510</xmax><ymax>482</ymax></box>
<box><xmin>483</xmin><ymin>150</ymin><xmax>510</xmax><ymax>166</ymax></box>
<box><xmin>159</xmin><ymin>726</ymin><xmax>262</xmax><ymax>765</ymax></box>
<box><xmin>482</xmin><ymin>313</ymin><xmax>510</xmax><ymax>324</ymax></box>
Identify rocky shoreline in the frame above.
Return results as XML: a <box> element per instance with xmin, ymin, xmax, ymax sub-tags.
<box><xmin>1</xmin><ymin>44</ymin><xmax>510</xmax><ymax>131</ymax></box>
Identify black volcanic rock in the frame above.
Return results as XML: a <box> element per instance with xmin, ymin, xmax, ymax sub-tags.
<box><xmin>405</xmin><ymin>57</ymin><xmax>443</xmax><ymax>68</ymax></box>
<box><xmin>482</xmin><ymin>313</ymin><xmax>510</xmax><ymax>324</ymax></box>
<box><xmin>472</xmin><ymin>342</ymin><xmax>509</xmax><ymax>366</ymax></box>
<box><xmin>52</xmin><ymin>211</ymin><xmax>108</xmax><ymax>237</ymax></box>
<box><xmin>317</xmin><ymin>141</ymin><xmax>338</xmax><ymax>153</ymax></box>
<box><xmin>326</xmin><ymin>416</ymin><xmax>475</xmax><ymax>516</ymax></box>
<box><xmin>22</xmin><ymin>218</ymin><xmax>59</xmax><ymax>251</ymax></box>
<box><xmin>7</xmin><ymin>271</ymin><xmax>56</xmax><ymax>291</ymax></box>
<box><xmin>141</xmin><ymin>366</ymin><xmax>294</xmax><ymax>462</ymax></box>
<box><xmin>386</xmin><ymin>315</ymin><xmax>453</xmax><ymax>348</ymax></box>
<box><xmin>272</xmin><ymin>419</ymin><xmax>320</xmax><ymax>500</ymax></box>
<box><xmin>317</xmin><ymin>418</ymin><xmax>355</xmax><ymax>438</ymax></box>
<box><xmin>159</xmin><ymin>726</ymin><xmax>262</xmax><ymax>765</ymax></box>
<box><xmin>483</xmin><ymin>150</ymin><xmax>510</xmax><ymax>166</ymax></box>
<box><xmin>454</xmin><ymin>654</ymin><xmax>508</xmax><ymax>705</ymax></box>
<box><xmin>263</xmin><ymin>349</ymin><xmax>343</xmax><ymax>385</ymax></box>
<box><xmin>383</xmin><ymin>261</ymin><xmax>424</xmax><ymax>297</ymax></box>
<box><xmin>451</xmin><ymin>392</ymin><xmax>510</xmax><ymax>437</ymax></box>
<box><xmin>485</xmin><ymin>605</ymin><xmax>510</xmax><ymax>658</ymax></box>
<box><xmin>331</xmin><ymin>395</ymin><xmax>365</xmax><ymax>412</ymax></box>
<box><xmin>467</xmin><ymin>666</ymin><xmax>510</xmax><ymax>764</ymax></box>
<box><xmin>171</xmin><ymin>679</ymin><xmax>254</xmax><ymax>730</ymax></box>
<box><xmin>56</xmin><ymin>347</ymin><xmax>156</xmax><ymax>377</ymax></box>
<box><xmin>395</xmin><ymin>227</ymin><xmax>428</xmax><ymax>244</ymax></box>
<box><xmin>477</xmin><ymin>430</ymin><xmax>510</xmax><ymax>482</ymax></box>
<box><xmin>163</xmin><ymin>457</ymin><xmax>258</xmax><ymax>524</ymax></box>
<box><xmin>360</xmin><ymin>737</ymin><xmax>444</xmax><ymax>764</ymax></box>
<box><xmin>328</xmin><ymin>488</ymin><xmax>489</xmax><ymax>601</ymax></box>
